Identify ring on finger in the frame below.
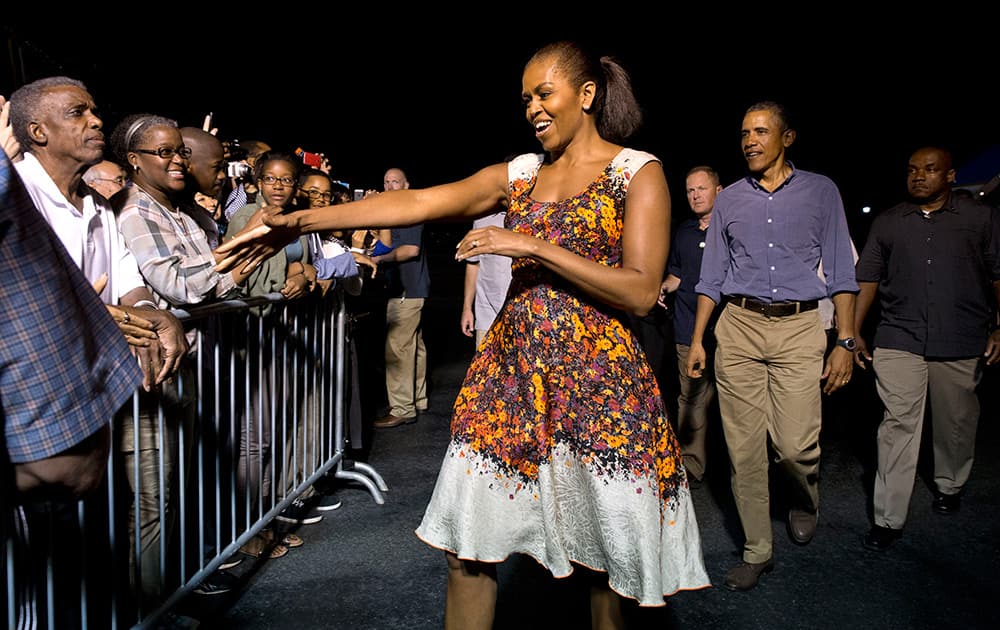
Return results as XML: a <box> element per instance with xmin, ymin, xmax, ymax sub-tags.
<box><xmin>471</xmin><ymin>240</ymin><xmax>479</xmax><ymax>248</ymax></box>
<box><xmin>123</xmin><ymin>311</ymin><xmax>131</xmax><ymax>324</ymax></box>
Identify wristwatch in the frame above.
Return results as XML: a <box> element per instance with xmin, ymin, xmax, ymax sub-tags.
<box><xmin>835</xmin><ymin>337</ymin><xmax>858</xmax><ymax>351</ymax></box>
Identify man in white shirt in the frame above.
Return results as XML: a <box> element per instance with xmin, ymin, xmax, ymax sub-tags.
<box><xmin>8</xmin><ymin>77</ymin><xmax>187</xmax><ymax>387</ymax></box>
<box><xmin>6</xmin><ymin>75</ymin><xmax>189</xmax><ymax>621</ymax></box>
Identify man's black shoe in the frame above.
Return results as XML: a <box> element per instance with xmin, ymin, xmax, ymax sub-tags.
<box><xmin>863</xmin><ymin>525</ymin><xmax>902</xmax><ymax>552</ymax></box>
<box><xmin>193</xmin><ymin>570</ymin><xmax>239</xmax><ymax>596</ymax></box>
<box><xmin>932</xmin><ymin>492</ymin><xmax>961</xmax><ymax>515</ymax></box>
<box><xmin>275</xmin><ymin>498</ymin><xmax>323</xmax><ymax>525</ymax></box>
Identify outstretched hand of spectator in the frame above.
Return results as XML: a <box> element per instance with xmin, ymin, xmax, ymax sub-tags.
<box><xmin>215</xmin><ymin>210</ymin><xmax>303</xmax><ymax>274</ymax></box>
<box><xmin>0</xmin><ymin>96</ymin><xmax>22</xmax><ymax>162</ymax></box>
<box><xmin>351</xmin><ymin>251</ymin><xmax>378</xmax><ymax>277</ymax></box>
<box><xmin>202</xmin><ymin>112</ymin><xmax>218</xmax><ymax>136</ymax></box>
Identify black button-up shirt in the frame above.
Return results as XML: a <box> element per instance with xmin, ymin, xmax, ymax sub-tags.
<box><xmin>856</xmin><ymin>192</ymin><xmax>1000</xmax><ymax>358</ymax></box>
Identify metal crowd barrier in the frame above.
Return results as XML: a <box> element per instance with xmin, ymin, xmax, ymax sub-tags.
<box><xmin>3</xmin><ymin>287</ymin><xmax>387</xmax><ymax>629</ymax></box>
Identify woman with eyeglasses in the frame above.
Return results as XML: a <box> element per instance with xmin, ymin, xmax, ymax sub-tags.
<box><xmin>109</xmin><ymin>113</ymin><xmax>253</xmax><ymax>609</ymax></box>
<box><xmin>223</xmin><ymin>151</ymin><xmax>321</xmax><ymax>550</ymax></box>
<box><xmin>297</xmin><ymin>168</ymin><xmax>377</xmax><ymax>295</ymax></box>
<box><xmin>225</xmin><ymin>151</ymin><xmax>315</xmax><ymax>302</ymax></box>
<box><xmin>112</xmin><ymin>114</ymin><xmax>253</xmax><ymax>307</ymax></box>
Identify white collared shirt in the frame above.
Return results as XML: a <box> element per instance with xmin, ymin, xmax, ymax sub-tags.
<box><xmin>15</xmin><ymin>152</ymin><xmax>145</xmax><ymax>304</ymax></box>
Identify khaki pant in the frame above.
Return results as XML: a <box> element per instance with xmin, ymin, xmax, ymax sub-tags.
<box><xmin>675</xmin><ymin>343</ymin><xmax>717</xmax><ymax>481</ymax></box>
<box><xmin>385</xmin><ymin>297</ymin><xmax>427</xmax><ymax>418</ymax></box>
<box><xmin>117</xmin><ymin>363</ymin><xmax>195</xmax><ymax>611</ymax></box>
<box><xmin>714</xmin><ymin>303</ymin><xmax>826</xmax><ymax>563</ymax></box>
<box><xmin>872</xmin><ymin>348</ymin><xmax>981</xmax><ymax>529</ymax></box>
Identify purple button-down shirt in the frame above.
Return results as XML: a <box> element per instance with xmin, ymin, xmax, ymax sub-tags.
<box><xmin>695</xmin><ymin>166</ymin><xmax>858</xmax><ymax>304</ymax></box>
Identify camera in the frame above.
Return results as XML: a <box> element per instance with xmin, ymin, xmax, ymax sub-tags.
<box><xmin>224</xmin><ymin>139</ymin><xmax>248</xmax><ymax>161</ymax></box>
<box><xmin>296</xmin><ymin>147</ymin><xmax>323</xmax><ymax>168</ymax></box>
<box><xmin>227</xmin><ymin>161</ymin><xmax>251</xmax><ymax>180</ymax></box>
<box><xmin>353</xmin><ymin>189</ymin><xmax>365</xmax><ymax>202</ymax></box>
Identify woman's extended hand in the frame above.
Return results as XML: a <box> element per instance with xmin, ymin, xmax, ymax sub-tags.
<box><xmin>214</xmin><ymin>210</ymin><xmax>302</xmax><ymax>274</ymax></box>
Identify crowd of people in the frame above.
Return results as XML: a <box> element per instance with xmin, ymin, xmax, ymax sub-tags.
<box><xmin>0</xmin><ymin>77</ymin><xmax>420</xmax><ymax>625</ymax></box>
<box><xmin>3</xmin><ymin>37</ymin><xmax>999</xmax><ymax>630</ymax></box>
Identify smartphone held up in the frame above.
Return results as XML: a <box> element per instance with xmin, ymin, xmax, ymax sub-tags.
<box><xmin>296</xmin><ymin>147</ymin><xmax>323</xmax><ymax>168</ymax></box>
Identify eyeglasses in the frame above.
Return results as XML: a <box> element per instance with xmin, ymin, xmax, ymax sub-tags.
<box><xmin>91</xmin><ymin>176</ymin><xmax>126</xmax><ymax>185</ymax></box>
<box><xmin>301</xmin><ymin>188</ymin><xmax>332</xmax><ymax>201</ymax></box>
<box><xmin>134</xmin><ymin>146</ymin><xmax>193</xmax><ymax>160</ymax></box>
<box><xmin>261</xmin><ymin>175</ymin><xmax>296</xmax><ymax>186</ymax></box>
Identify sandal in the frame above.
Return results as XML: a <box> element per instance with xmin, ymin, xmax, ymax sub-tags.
<box><xmin>259</xmin><ymin>528</ymin><xmax>303</xmax><ymax>549</ymax></box>
<box><xmin>239</xmin><ymin>533</ymin><xmax>289</xmax><ymax>559</ymax></box>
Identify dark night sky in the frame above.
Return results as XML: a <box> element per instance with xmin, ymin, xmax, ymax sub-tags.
<box><xmin>3</xmin><ymin>18</ymin><xmax>997</xmax><ymax>242</ymax></box>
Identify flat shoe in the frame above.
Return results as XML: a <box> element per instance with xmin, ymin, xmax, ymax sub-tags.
<box><xmin>932</xmin><ymin>492</ymin><xmax>961</xmax><ymax>515</ymax></box>
<box><xmin>259</xmin><ymin>527</ymin><xmax>303</xmax><ymax>548</ymax></box>
<box><xmin>788</xmin><ymin>508</ymin><xmax>818</xmax><ymax>545</ymax></box>
<box><xmin>863</xmin><ymin>525</ymin><xmax>902</xmax><ymax>552</ymax></box>
<box><xmin>723</xmin><ymin>559</ymin><xmax>774</xmax><ymax>592</ymax></box>
<box><xmin>374</xmin><ymin>413</ymin><xmax>417</xmax><ymax>429</ymax></box>
<box><xmin>239</xmin><ymin>534</ymin><xmax>289</xmax><ymax>559</ymax></box>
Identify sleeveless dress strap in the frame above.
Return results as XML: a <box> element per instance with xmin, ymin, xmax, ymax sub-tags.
<box><xmin>507</xmin><ymin>153</ymin><xmax>545</xmax><ymax>190</ymax></box>
<box><xmin>610</xmin><ymin>149</ymin><xmax>660</xmax><ymax>192</ymax></box>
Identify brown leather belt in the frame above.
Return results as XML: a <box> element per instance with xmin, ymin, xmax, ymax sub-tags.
<box><xmin>727</xmin><ymin>296</ymin><xmax>819</xmax><ymax>318</ymax></box>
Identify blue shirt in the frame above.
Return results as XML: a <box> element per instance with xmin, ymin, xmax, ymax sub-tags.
<box><xmin>696</xmin><ymin>167</ymin><xmax>858</xmax><ymax>304</ymax></box>
<box><xmin>1</xmin><ymin>151</ymin><xmax>142</xmax><ymax>463</ymax></box>
<box><xmin>387</xmin><ymin>224</ymin><xmax>430</xmax><ymax>298</ymax></box>
<box><xmin>667</xmin><ymin>218</ymin><xmax>711</xmax><ymax>345</ymax></box>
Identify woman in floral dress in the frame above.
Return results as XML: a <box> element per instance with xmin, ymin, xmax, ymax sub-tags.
<box><xmin>216</xmin><ymin>40</ymin><xmax>709</xmax><ymax>629</ymax></box>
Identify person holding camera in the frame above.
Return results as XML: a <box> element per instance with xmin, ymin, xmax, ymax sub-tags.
<box><xmin>220</xmin><ymin>138</ymin><xmax>272</xmax><ymax>231</ymax></box>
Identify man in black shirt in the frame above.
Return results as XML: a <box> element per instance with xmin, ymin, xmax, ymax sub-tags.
<box><xmin>854</xmin><ymin>146</ymin><xmax>1000</xmax><ymax>551</ymax></box>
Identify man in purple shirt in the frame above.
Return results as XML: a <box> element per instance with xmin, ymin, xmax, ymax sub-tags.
<box><xmin>686</xmin><ymin>101</ymin><xmax>858</xmax><ymax>591</ymax></box>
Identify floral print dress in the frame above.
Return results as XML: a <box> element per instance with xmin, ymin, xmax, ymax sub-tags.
<box><xmin>415</xmin><ymin>149</ymin><xmax>710</xmax><ymax>605</ymax></box>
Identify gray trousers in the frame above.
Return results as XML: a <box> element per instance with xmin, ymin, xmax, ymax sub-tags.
<box><xmin>872</xmin><ymin>348</ymin><xmax>981</xmax><ymax>529</ymax></box>
<box><xmin>675</xmin><ymin>343</ymin><xmax>716</xmax><ymax>481</ymax></box>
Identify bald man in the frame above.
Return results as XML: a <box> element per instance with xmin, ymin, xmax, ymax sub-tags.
<box><xmin>373</xmin><ymin>167</ymin><xmax>431</xmax><ymax>428</ymax></box>
<box><xmin>855</xmin><ymin>146</ymin><xmax>1000</xmax><ymax>551</ymax></box>
<box><xmin>82</xmin><ymin>159</ymin><xmax>127</xmax><ymax>199</ymax></box>
<box><xmin>180</xmin><ymin>127</ymin><xmax>228</xmax><ymax>248</ymax></box>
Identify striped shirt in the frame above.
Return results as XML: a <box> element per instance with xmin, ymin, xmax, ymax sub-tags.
<box><xmin>116</xmin><ymin>184</ymin><xmax>241</xmax><ymax>309</ymax></box>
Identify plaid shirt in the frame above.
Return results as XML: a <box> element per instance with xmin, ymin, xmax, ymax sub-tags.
<box><xmin>1</xmin><ymin>151</ymin><xmax>142</xmax><ymax>463</ymax></box>
<box><xmin>116</xmin><ymin>185</ymin><xmax>241</xmax><ymax>309</ymax></box>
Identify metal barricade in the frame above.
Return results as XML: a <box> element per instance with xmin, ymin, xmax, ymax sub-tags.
<box><xmin>3</xmin><ymin>288</ymin><xmax>387</xmax><ymax>629</ymax></box>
